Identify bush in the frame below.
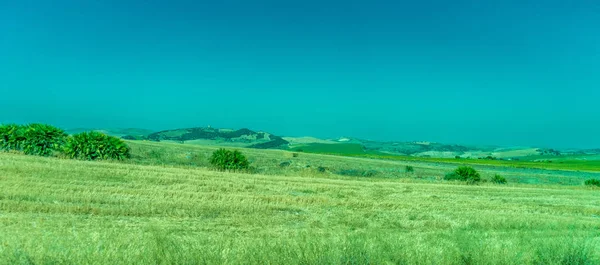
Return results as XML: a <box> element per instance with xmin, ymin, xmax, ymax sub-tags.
<box><xmin>584</xmin><ymin>179</ymin><xmax>600</xmax><ymax>187</ymax></box>
<box><xmin>444</xmin><ymin>166</ymin><xmax>481</xmax><ymax>184</ymax></box>
<box><xmin>444</xmin><ymin>172</ymin><xmax>462</xmax><ymax>181</ymax></box>
<box><xmin>405</xmin><ymin>165</ymin><xmax>414</xmax><ymax>173</ymax></box>
<box><xmin>0</xmin><ymin>124</ymin><xmax>27</xmax><ymax>151</ymax></box>
<box><xmin>209</xmin><ymin>148</ymin><xmax>250</xmax><ymax>171</ymax></box>
<box><xmin>336</xmin><ymin>169</ymin><xmax>379</xmax><ymax>177</ymax></box>
<box><xmin>63</xmin><ymin>131</ymin><xmax>131</xmax><ymax>160</ymax></box>
<box><xmin>491</xmin><ymin>174</ymin><xmax>507</xmax><ymax>184</ymax></box>
<box><xmin>22</xmin><ymin>124</ymin><xmax>67</xmax><ymax>156</ymax></box>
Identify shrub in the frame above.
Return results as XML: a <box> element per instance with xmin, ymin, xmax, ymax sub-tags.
<box><xmin>491</xmin><ymin>174</ymin><xmax>507</xmax><ymax>184</ymax></box>
<box><xmin>22</xmin><ymin>124</ymin><xmax>67</xmax><ymax>156</ymax></box>
<box><xmin>584</xmin><ymin>179</ymin><xmax>600</xmax><ymax>187</ymax></box>
<box><xmin>0</xmin><ymin>124</ymin><xmax>27</xmax><ymax>151</ymax></box>
<box><xmin>63</xmin><ymin>131</ymin><xmax>131</xmax><ymax>160</ymax></box>
<box><xmin>444</xmin><ymin>166</ymin><xmax>481</xmax><ymax>184</ymax></box>
<box><xmin>405</xmin><ymin>166</ymin><xmax>414</xmax><ymax>173</ymax></box>
<box><xmin>209</xmin><ymin>148</ymin><xmax>250</xmax><ymax>171</ymax></box>
<box><xmin>336</xmin><ymin>169</ymin><xmax>379</xmax><ymax>177</ymax></box>
<box><xmin>444</xmin><ymin>172</ymin><xmax>462</xmax><ymax>181</ymax></box>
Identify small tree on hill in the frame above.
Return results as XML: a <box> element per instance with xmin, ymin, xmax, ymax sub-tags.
<box><xmin>444</xmin><ymin>166</ymin><xmax>481</xmax><ymax>184</ymax></box>
<box><xmin>209</xmin><ymin>148</ymin><xmax>250</xmax><ymax>171</ymax></box>
<box><xmin>491</xmin><ymin>174</ymin><xmax>507</xmax><ymax>184</ymax></box>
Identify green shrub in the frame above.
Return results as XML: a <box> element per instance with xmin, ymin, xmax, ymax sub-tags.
<box><xmin>22</xmin><ymin>124</ymin><xmax>67</xmax><ymax>156</ymax></box>
<box><xmin>336</xmin><ymin>169</ymin><xmax>379</xmax><ymax>177</ymax></box>
<box><xmin>584</xmin><ymin>179</ymin><xmax>600</xmax><ymax>187</ymax></box>
<box><xmin>209</xmin><ymin>148</ymin><xmax>250</xmax><ymax>171</ymax></box>
<box><xmin>63</xmin><ymin>131</ymin><xmax>131</xmax><ymax>160</ymax></box>
<box><xmin>405</xmin><ymin>166</ymin><xmax>414</xmax><ymax>173</ymax></box>
<box><xmin>491</xmin><ymin>174</ymin><xmax>507</xmax><ymax>184</ymax></box>
<box><xmin>0</xmin><ymin>124</ymin><xmax>27</xmax><ymax>151</ymax></box>
<box><xmin>444</xmin><ymin>172</ymin><xmax>462</xmax><ymax>181</ymax></box>
<box><xmin>444</xmin><ymin>166</ymin><xmax>481</xmax><ymax>184</ymax></box>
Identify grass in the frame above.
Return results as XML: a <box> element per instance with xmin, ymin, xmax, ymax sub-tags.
<box><xmin>347</xmin><ymin>153</ymin><xmax>600</xmax><ymax>172</ymax></box>
<box><xmin>285</xmin><ymin>142</ymin><xmax>600</xmax><ymax>172</ymax></box>
<box><xmin>124</xmin><ymin>141</ymin><xmax>600</xmax><ymax>186</ymax></box>
<box><xmin>1</xmin><ymin>142</ymin><xmax>600</xmax><ymax>264</ymax></box>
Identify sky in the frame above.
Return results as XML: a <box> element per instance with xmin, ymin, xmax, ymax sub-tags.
<box><xmin>1</xmin><ymin>0</ymin><xmax>599</xmax><ymax>148</ymax></box>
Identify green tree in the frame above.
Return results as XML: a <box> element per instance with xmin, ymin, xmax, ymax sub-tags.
<box><xmin>491</xmin><ymin>174</ymin><xmax>507</xmax><ymax>184</ymax></box>
<box><xmin>63</xmin><ymin>131</ymin><xmax>131</xmax><ymax>160</ymax></box>
<box><xmin>0</xmin><ymin>124</ymin><xmax>27</xmax><ymax>151</ymax></box>
<box><xmin>209</xmin><ymin>148</ymin><xmax>250</xmax><ymax>171</ymax></box>
<box><xmin>444</xmin><ymin>166</ymin><xmax>481</xmax><ymax>184</ymax></box>
<box><xmin>22</xmin><ymin>124</ymin><xmax>67</xmax><ymax>156</ymax></box>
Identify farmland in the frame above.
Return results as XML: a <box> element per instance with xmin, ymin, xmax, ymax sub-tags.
<box><xmin>1</xmin><ymin>140</ymin><xmax>599</xmax><ymax>264</ymax></box>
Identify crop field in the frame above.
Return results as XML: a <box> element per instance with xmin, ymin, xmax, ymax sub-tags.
<box><xmin>1</xmin><ymin>141</ymin><xmax>600</xmax><ymax>264</ymax></box>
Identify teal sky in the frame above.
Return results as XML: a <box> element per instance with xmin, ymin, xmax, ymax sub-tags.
<box><xmin>1</xmin><ymin>1</ymin><xmax>599</xmax><ymax>148</ymax></box>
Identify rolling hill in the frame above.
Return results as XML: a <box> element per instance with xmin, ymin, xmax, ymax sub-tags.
<box><xmin>143</xmin><ymin>127</ymin><xmax>289</xmax><ymax>149</ymax></box>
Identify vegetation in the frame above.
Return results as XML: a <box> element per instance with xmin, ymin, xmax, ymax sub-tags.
<box><xmin>63</xmin><ymin>131</ymin><xmax>131</xmax><ymax>160</ymax></box>
<box><xmin>491</xmin><ymin>174</ymin><xmax>508</xmax><ymax>184</ymax></box>
<box><xmin>584</xmin><ymin>179</ymin><xmax>600</xmax><ymax>187</ymax></box>
<box><xmin>146</xmin><ymin>127</ymin><xmax>289</xmax><ymax>149</ymax></box>
<box><xmin>0</xmin><ymin>124</ymin><xmax>26</xmax><ymax>151</ymax></box>
<box><xmin>0</xmin><ymin>152</ymin><xmax>599</xmax><ymax>264</ymax></box>
<box><xmin>405</xmin><ymin>165</ymin><xmax>414</xmax><ymax>173</ymax></box>
<box><xmin>343</xmin><ymin>153</ymin><xmax>600</xmax><ymax>172</ymax></box>
<box><xmin>209</xmin><ymin>148</ymin><xmax>250</xmax><ymax>171</ymax></box>
<box><xmin>22</xmin><ymin>123</ymin><xmax>67</xmax><ymax>156</ymax></box>
<box><xmin>444</xmin><ymin>166</ymin><xmax>481</xmax><ymax>183</ymax></box>
<box><xmin>335</xmin><ymin>169</ymin><xmax>379</xmax><ymax>177</ymax></box>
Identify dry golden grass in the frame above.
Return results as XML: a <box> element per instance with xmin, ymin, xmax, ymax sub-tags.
<box><xmin>1</xmin><ymin>147</ymin><xmax>600</xmax><ymax>264</ymax></box>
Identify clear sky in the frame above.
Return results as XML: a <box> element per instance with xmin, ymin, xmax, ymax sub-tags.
<box><xmin>1</xmin><ymin>0</ymin><xmax>599</xmax><ymax>148</ymax></box>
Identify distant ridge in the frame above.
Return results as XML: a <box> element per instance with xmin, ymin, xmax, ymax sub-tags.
<box><xmin>143</xmin><ymin>127</ymin><xmax>289</xmax><ymax>149</ymax></box>
<box><xmin>69</xmin><ymin>126</ymin><xmax>599</xmax><ymax>159</ymax></box>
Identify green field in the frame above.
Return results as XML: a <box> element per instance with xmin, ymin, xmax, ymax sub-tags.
<box><xmin>285</xmin><ymin>142</ymin><xmax>600</xmax><ymax>172</ymax></box>
<box><xmin>1</xmin><ymin>141</ymin><xmax>600</xmax><ymax>264</ymax></box>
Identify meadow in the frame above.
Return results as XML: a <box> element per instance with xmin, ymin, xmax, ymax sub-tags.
<box><xmin>1</xmin><ymin>140</ymin><xmax>600</xmax><ymax>264</ymax></box>
<box><xmin>287</xmin><ymin>142</ymin><xmax>600</xmax><ymax>172</ymax></box>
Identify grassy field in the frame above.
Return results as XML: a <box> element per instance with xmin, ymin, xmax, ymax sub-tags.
<box><xmin>328</xmin><ymin>153</ymin><xmax>600</xmax><ymax>173</ymax></box>
<box><xmin>282</xmin><ymin>142</ymin><xmax>600</xmax><ymax>172</ymax></box>
<box><xmin>1</xmin><ymin>141</ymin><xmax>600</xmax><ymax>264</ymax></box>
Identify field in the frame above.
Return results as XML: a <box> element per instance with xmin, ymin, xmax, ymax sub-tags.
<box><xmin>1</xmin><ymin>141</ymin><xmax>600</xmax><ymax>264</ymax></box>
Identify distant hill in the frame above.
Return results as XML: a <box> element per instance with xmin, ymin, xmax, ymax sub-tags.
<box><xmin>66</xmin><ymin>126</ymin><xmax>600</xmax><ymax>159</ymax></box>
<box><xmin>66</xmin><ymin>128</ymin><xmax>154</xmax><ymax>138</ymax></box>
<box><xmin>143</xmin><ymin>127</ymin><xmax>289</xmax><ymax>149</ymax></box>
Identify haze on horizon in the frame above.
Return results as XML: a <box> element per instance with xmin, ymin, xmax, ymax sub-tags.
<box><xmin>1</xmin><ymin>0</ymin><xmax>599</xmax><ymax>149</ymax></box>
